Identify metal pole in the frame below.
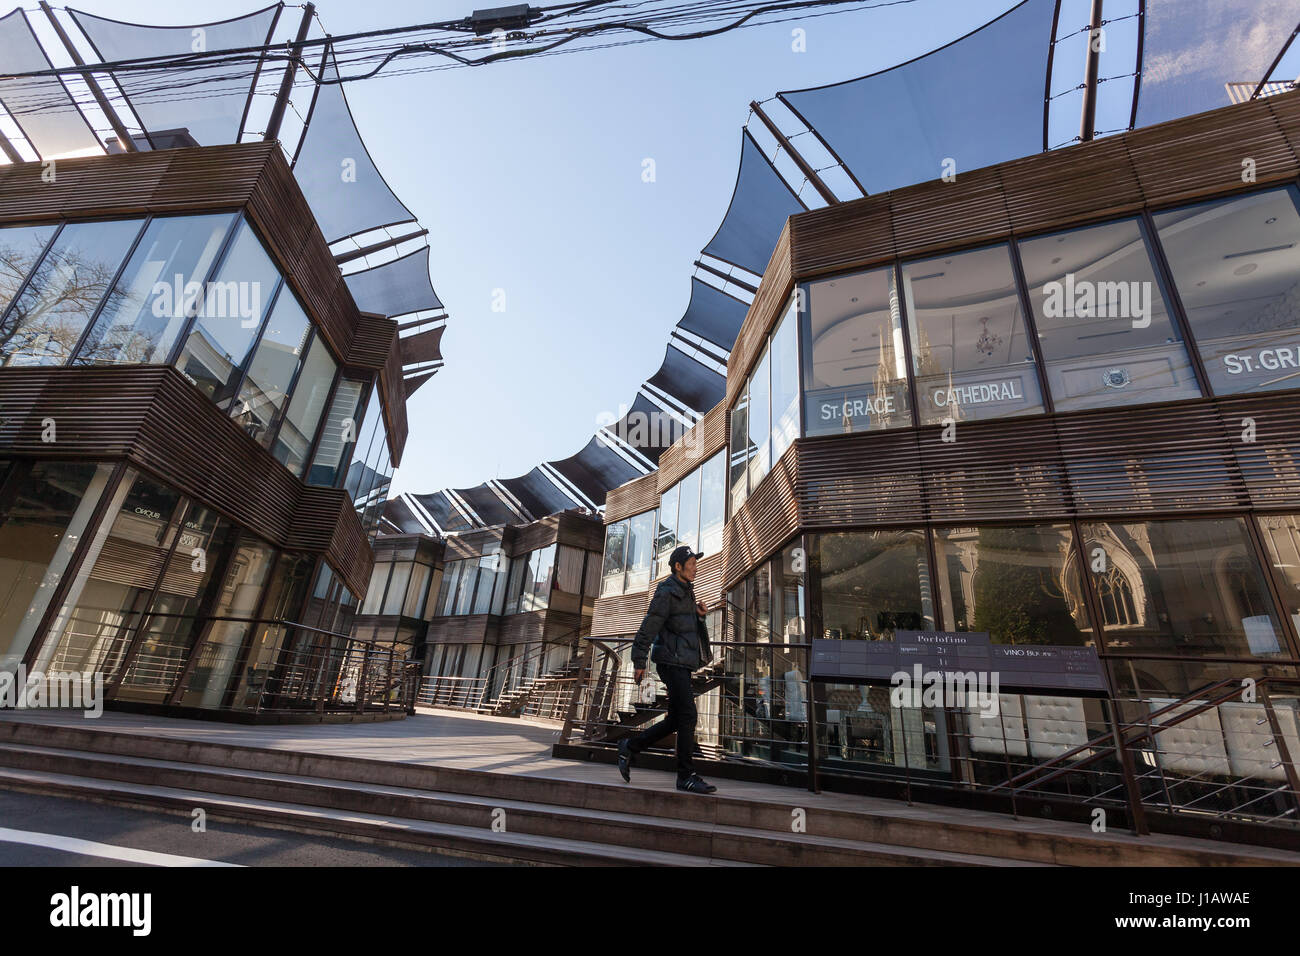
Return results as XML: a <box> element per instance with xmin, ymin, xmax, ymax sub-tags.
<box><xmin>748</xmin><ymin>100</ymin><xmax>837</xmax><ymax>206</ymax></box>
<box><xmin>38</xmin><ymin>1</ymin><xmax>137</xmax><ymax>152</ymax></box>
<box><xmin>264</xmin><ymin>2</ymin><xmax>315</xmax><ymax>144</ymax></box>
<box><xmin>1079</xmin><ymin>0</ymin><xmax>1105</xmax><ymax>142</ymax></box>
<box><xmin>0</xmin><ymin>131</ymin><xmax>21</xmax><ymax>163</ymax></box>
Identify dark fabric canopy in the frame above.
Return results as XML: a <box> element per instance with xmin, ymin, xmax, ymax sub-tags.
<box><xmin>410</xmin><ymin>491</ymin><xmax>473</xmax><ymax>534</ymax></box>
<box><xmin>548</xmin><ymin>436</ymin><xmax>643</xmax><ymax>506</ymax></box>
<box><xmin>345</xmin><ymin>246</ymin><xmax>443</xmax><ymax>319</ymax></box>
<box><xmin>779</xmin><ymin>0</ymin><xmax>1055</xmax><ymax>195</ymax></box>
<box><xmin>456</xmin><ymin>483</ymin><xmax>520</xmax><ymax>527</ymax></box>
<box><xmin>499</xmin><ymin>466</ymin><xmax>581</xmax><ymax>520</ymax></box>
<box><xmin>381</xmin><ymin>496</ymin><xmax>431</xmax><ymax>534</ymax></box>
<box><xmin>69</xmin><ymin>5</ymin><xmax>280</xmax><ymax>147</ymax></box>
<box><xmin>1135</xmin><ymin>0</ymin><xmax>1300</xmax><ymax>128</ymax></box>
<box><xmin>0</xmin><ymin>9</ymin><xmax>101</xmax><ymax>158</ymax></box>
<box><xmin>400</xmin><ymin>325</ymin><xmax>444</xmax><ymax>366</ymax></box>
<box><xmin>700</xmin><ymin>129</ymin><xmax>806</xmax><ymax>275</ymax></box>
<box><xmin>646</xmin><ymin>345</ymin><xmax>726</xmax><ymax>416</ymax></box>
<box><xmin>608</xmin><ymin>392</ymin><xmax>680</xmax><ymax>466</ymax></box>
<box><xmin>292</xmin><ymin>46</ymin><xmax>418</xmax><ymax>243</ymax></box>
<box><xmin>677</xmin><ymin>276</ymin><xmax>749</xmax><ymax>352</ymax></box>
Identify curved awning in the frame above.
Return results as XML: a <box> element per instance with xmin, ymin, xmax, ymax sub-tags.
<box><xmin>345</xmin><ymin>246</ymin><xmax>443</xmax><ymax>319</ymax></box>
<box><xmin>646</xmin><ymin>345</ymin><xmax>725</xmax><ymax>416</ymax></box>
<box><xmin>0</xmin><ymin>9</ymin><xmax>101</xmax><ymax>159</ymax></box>
<box><xmin>455</xmin><ymin>483</ymin><xmax>523</xmax><ymax>527</ymax></box>
<box><xmin>292</xmin><ymin>45</ymin><xmax>418</xmax><ymax>244</ymax></box>
<box><xmin>701</xmin><ymin>129</ymin><xmax>806</xmax><ymax>275</ymax></box>
<box><xmin>676</xmin><ymin>276</ymin><xmax>749</xmax><ymax>352</ymax></box>
<box><xmin>608</xmin><ymin>392</ymin><xmax>681</xmax><ymax>466</ymax></box>
<box><xmin>1135</xmin><ymin>0</ymin><xmax>1300</xmax><ymax>128</ymax></box>
<box><xmin>778</xmin><ymin>0</ymin><xmax>1056</xmax><ymax>194</ymax></box>
<box><xmin>68</xmin><ymin>4</ymin><xmax>281</xmax><ymax>147</ymax></box>
<box><xmin>499</xmin><ymin>466</ymin><xmax>582</xmax><ymax>520</ymax></box>
<box><xmin>548</xmin><ymin>436</ymin><xmax>643</xmax><ymax>506</ymax></box>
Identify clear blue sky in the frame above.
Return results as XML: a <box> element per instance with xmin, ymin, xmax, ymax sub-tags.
<box><xmin>67</xmin><ymin>0</ymin><xmax>1063</xmax><ymax>495</ymax></box>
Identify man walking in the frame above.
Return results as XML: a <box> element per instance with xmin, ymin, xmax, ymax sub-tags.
<box><xmin>617</xmin><ymin>545</ymin><xmax>717</xmax><ymax>794</ymax></box>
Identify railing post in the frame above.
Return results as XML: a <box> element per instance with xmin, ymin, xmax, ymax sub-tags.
<box><xmin>1108</xmin><ymin>697</ymin><xmax>1150</xmax><ymax>836</ymax></box>
<box><xmin>1259</xmin><ymin>685</ymin><xmax>1300</xmax><ymax>819</ymax></box>
<box><xmin>356</xmin><ymin>646</ymin><xmax>368</xmax><ymax>714</ymax></box>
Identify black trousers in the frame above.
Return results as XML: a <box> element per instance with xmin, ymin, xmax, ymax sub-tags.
<box><xmin>626</xmin><ymin>663</ymin><xmax>697</xmax><ymax>779</ymax></box>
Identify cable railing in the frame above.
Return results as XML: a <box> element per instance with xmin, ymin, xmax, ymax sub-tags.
<box><xmin>36</xmin><ymin>617</ymin><xmax>419</xmax><ymax>717</ymax></box>
<box><xmin>559</xmin><ymin>614</ymin><xmax>1300</xmax><ymax>836</ymax></box>
<box><xmin>417</xmin><ymin>637</ymin><xmax>585</xmax><ymax>721</ymax></box>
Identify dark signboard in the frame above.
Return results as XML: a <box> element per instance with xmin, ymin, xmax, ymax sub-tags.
<box><xmin>810</xmin><ymin>630</ymin><xmax>1108</xmax><ymax>695</ymax></box>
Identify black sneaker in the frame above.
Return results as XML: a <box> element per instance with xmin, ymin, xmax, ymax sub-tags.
<box><xmin>617</xmin><ymin>739</ymin><xmax>633</xmax><ymax>782</ymax></box>
<box><xmin>676</xmin><ymin>774</ymin><xmax>717</xmax><ymax>794</ymax></box>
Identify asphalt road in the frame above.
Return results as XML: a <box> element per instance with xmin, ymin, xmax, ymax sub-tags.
<box><xmin>0</xmin><ymin>788</ymin><xmax>501</xmax><ymax>867</ymax></box>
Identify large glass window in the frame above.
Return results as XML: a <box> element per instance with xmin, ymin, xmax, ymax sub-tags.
<box><xmin>472</xmin><ymin>548</ymin><xmax>503</xmax><ymax>615</ymax></box>
<box><xmin>729</xmin><ymin>389</ymin><xmax>749</xmax><ymax>515</ymax></box>
<box><xmin>1081</xmin><ymin>518</ymin><xmax>1286</xmax><ymax>660</ymax></box>
<box><xmin>176</xmin><ymin>535</ymin><xmax>277</xmax><ymax>709</ymax></box>
<box><xmin>232</xmin><ymin>289</ymin><xmax>311</xmax><ymax>447</ymax></box>
<box><xmin>0</xmin><ymin>223</ymin><xmax>58</xmax><ymax>318</ymax></box>
<box><xmin>655</xmin><ymin>482</ymin><xmax>679</xmax><ymax>573</ymax></box>
<box><xmin>747</xmin><ymin>343</ymin><xmax>771</xmax><ymax>491</ymax></box>
<box><xmin>75</xmin><ymin>213</ymin><xmax>236</xmax><ymax>367</ymax></box>
<box><xmin>0</xmin><ymin>460</ymin><xmax>116</xmax><ymax>673</ymax></box>
<box><xmin>1154</xmin><ymin>188</ymin><xmax>1300</xmax><ymax>396</ymax></box>
<box><xmin>35</xmin><ymin>472</ymin><xmax>187</xmax><ymax>677</ymax></box>
<box><xmin>699</xmin><ymin>450</ymin><xmax>725</xmax><ymax>556</ymax></box>
<box><xmin>1257</xmin><ymin>514</ymin><xmax>1300</xmax><ymax>648</ymax></box>
<box><xmin>815</xmin><ymin>530</ymin><xmax>935</xmax><ymax>640</ymax></box>
<box><xmin>1019</xmin><ymin>219</ymin><xmax>1200</xmax><ymax>411</ymax></box>
<box><xmin>1</xmin><ymin>219</ymin><xmax>142</xmax><ymax>367</ymax></box>
<box><xmin>308</xmin><ymin>377</ymin><xmax>366</xmax><ymax>487</ymax></box>
<box><xmin>933</xmin><ymin>525</ymin><xmax>1092</xmax><ymax>645</ymax></box>
<box><xmin>802</xmin><ymin>267</ymin><xmax>912</xmax><ymax>435</ymax></box>
<box><xmin>676</xmin><ymin>469</ymin><xmax>700</xmax><ymax>555</ymax></box>
<box><xmin>272</xmin><ymin>334</ymin><xmax>336</xmax><ymax>477</ymax></box>
<box><xmin>522</xmin><ymin>544</ymin><xmax>557</xmax><ymax>612</ymax></box>
<box><xmin>624</xmin><ymin>512</ymin><xmax>655</xmax><ymax>593</ymax></box>
<box><xmin>601</xmin><ymin>519</ymin><xmax>629</xmax><ymax>597</ymax></box>
<box><xmin>115</xmin><ymin>501</ymin><xmax>235</xmax><ymax>702</ymax></box>
<box><xmin>902</xmin><ymin>244</ymin><xmax>1044</xmax><ymax>425</ymax></box>
<box><xmin>770</xmin><ymin>304</ymin><xmax>799</xmax><ymax>460</ymax></box>
<box><xmin>173</xmin><ymin>218</ymin><xmax>279</xmax><ymax>406</ymax></box>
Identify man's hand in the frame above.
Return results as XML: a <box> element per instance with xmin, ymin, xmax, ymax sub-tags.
<box><xmin>634</xmin><ymin>667</ymin><xmax>645</xmax><ymax>682</ymax></box>
<box><xmin>696</xmin><ymin>600</ymin><xmax>708</xmax><ymax>616</ymax></box>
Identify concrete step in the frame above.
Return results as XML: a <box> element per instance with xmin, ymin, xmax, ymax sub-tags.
<box><xmin>0</xmin><ymin>744</ymin><xmax>1032</xmax><ymax>867</ymax></box>
<box><xmin>0</xmin><ymin>763</ymin><xmax>741</xmax><ymax>867</ymax></box>
<box><xmin>0</xmin><ymin>718</ymin><xmax>1293</xmax><ymax>866</ymax></box>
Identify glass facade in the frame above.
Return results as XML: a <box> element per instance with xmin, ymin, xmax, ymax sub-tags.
<box><xmin>904</xmin><ymin>244</ymin><xmax>1044</xmax><ymax>424</ymax></box>
<box><xmin>1020</xmin><ymin>219</ymin><xmax>1199</xmax><ymax>411</ymax></box>
<box><xmin>730</xmin><ymin>303</ymin><xmax>799</xmax><ymax>514</ymax></box>
<box><xmin>802</xmin><ymin>266</ymin><xmax>911</xmax><ymax>435</ymax></box>
<box><xmin>1154</xmin><ymin>186</ymin><xmax>1300</xmax><ymax>396</ymax></box>
<box><xmin>791</xmin><ymin>186</ymin><xmax>1300</xmax><ymax>438</ymax></box>
<box><xmin>0</xmin><ymin>461</ymin><xmax>348</xmax><ymax>713</ymax></box>
<box><xmin>0</xmin><ymin>210</ymin><xmax>392</xmax><ymax>503</ymax></box>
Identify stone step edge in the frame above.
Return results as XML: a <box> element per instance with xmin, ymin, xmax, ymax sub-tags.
<box><xmin>0</xmin><ymin>744</ymin><xmax>1041</xmax><ymax>867</ymax></box>
<box><xmin>0</xmin><ymin>765</ymin><xmax>758</xmax><ymax>868</ymax></box>
<box><xmin>0</xmin><ymin>719</ymin><xmax>1287</xmax><ymax>866</ymax></box>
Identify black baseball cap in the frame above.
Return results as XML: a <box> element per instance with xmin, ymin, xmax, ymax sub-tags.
<box><xmin>668</xmin><ymin>545</ymin><xmax>704</xmax><ymax>570</ymax></box>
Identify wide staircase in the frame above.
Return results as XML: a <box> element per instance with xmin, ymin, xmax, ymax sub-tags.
<box><xmin>0</xmin><ymin>715</ymin><xmax>1295</xmax><ymax>866</ymax></box>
